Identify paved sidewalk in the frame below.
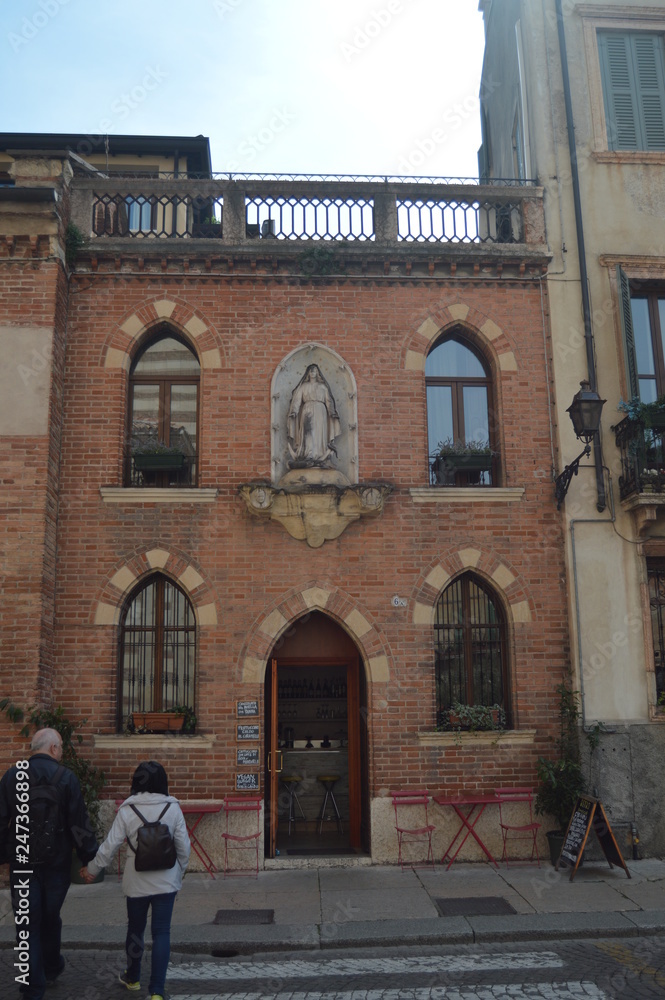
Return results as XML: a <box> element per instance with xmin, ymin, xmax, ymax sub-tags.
<box><xmin>1</xmin><ymin>858</ymin><xmax>664</xmax><ymax>954</ymax></box>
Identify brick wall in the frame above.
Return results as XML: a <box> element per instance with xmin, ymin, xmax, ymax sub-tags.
<box><xmin>38</xmin><ymin>268</ymin><xmax>568</xmax><ymax>814</ymax></box>
<box><xmin>0</xmin><ymin>250</ymin><xmax>68</xmax><ymax>717</ymax></box>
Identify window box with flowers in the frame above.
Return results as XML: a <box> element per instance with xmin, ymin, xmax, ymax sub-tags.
<box><xmin>132</xmin><ymin>443</ymin><xmax>187</xmax><ymax>473</ymax></box>
<box><xmin>431</xmin><ymin>439</ymin><xmax>496</xmax><ymax>485</ymax></box>
<box><xmin>130</xmin><ymin>707</ymin><xmax>196</xmax><ymax>734</ymax></box>
<box><xmin>438</xmin><ymin>701</ymin><xmax>506</xmax><ymax>733</ymax></box>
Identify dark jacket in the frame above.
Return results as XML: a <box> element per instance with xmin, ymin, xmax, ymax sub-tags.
<box><xmin>0</xmin><ymin>753</ymin><xmax>98</xmax><ymax>869</ymax></box>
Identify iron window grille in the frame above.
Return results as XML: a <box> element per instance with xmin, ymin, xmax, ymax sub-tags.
<box><xmin>434</xmin><ymin>574</ymin><xmax>507</xmax><ymax>728</ymax></box>
<box><xmin>119</xmin><ymin>575</ymin><xmax>196</xmax><ymax>731</ymax></box>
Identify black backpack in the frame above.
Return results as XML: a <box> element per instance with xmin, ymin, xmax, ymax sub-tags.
<box><xmin>126</xmin><ymin>803</ymin><xmax>177</xmax><ymax>872</ymax></box>
<box><xmin>28</xmin><ymin>764</ymin><xmax>66</xmax><ymax>865</ymax></box>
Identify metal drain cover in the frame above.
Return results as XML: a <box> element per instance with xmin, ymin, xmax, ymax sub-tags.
<box><xmin>435</xmin><ymin>896</ymin><xmax>517</xmax><ymax>917</ymax></box>
<box><xmin>213</xmin><ymin>909</ymin><xmax>274</xmax><ymax>925</ymax></box>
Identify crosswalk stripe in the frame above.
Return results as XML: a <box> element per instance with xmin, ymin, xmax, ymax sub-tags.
<box><xmin>168</xmin><ymin>951</ymin><xmax>564</xmax><ymax>981</ymax></box>
<box><xmin>170</xmin><ymin>983</ymin><xmax>609</xmax><ymax>1000</ymax></box>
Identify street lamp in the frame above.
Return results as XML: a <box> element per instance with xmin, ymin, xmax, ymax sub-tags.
<box><xmin>555</xmin><ymin>380</ymin><xmax>606</xmax><ymax>509</ymax></box>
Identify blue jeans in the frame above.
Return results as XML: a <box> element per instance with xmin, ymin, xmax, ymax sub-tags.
<box><xmin>11</xmin><ymin>866</ymin><xmax>70</xmax><ymax>1000</ymax></box>
<box><xmin>125</xmin><ymin>891</ymin><xmax>177</xmax><ymax>996</ymax></box>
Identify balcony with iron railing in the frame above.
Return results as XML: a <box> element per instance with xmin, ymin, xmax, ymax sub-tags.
<box><xmin>69</xmin><ymin>172</ymin><xmax>546</xmax><ymax>251</ymax></box>
<box><xmin>614</xmin><ymin>413</ymin><xmax>665</xmax><ymax>501</ymax></box>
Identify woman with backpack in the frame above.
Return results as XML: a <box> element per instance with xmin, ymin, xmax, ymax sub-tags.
<box><xmin>80</xmin><ymin>760</ymin><xmax>190</xmax><ymax>1000</ymax></box>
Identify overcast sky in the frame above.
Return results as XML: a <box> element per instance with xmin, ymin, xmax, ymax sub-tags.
<box><xmin>1</xmin><ymin>0</ymin><xmax>486</xmax><ymax>178</ymax></box>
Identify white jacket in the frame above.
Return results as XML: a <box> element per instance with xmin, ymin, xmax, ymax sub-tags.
<box><xmin>87</xmin><ymin>792</ymin><xmax>191</xmax><ymax>897</ymax></box>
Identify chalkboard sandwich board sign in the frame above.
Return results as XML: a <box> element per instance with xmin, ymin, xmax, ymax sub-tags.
<box><xmin>556</xmin><ymin>795</ymin><xmax>630</xmax><ymax>882</ymax></box>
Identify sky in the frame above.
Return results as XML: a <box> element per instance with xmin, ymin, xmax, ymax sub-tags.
<box><xmin>1</xmin><ymin>0</ymin><xmax>486</xmax><ymax>178</ymax></box>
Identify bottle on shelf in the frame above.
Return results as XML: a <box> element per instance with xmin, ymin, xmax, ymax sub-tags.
<box><xmin>308</xmin><ymin>680</ymin><xmax>314</xmax><ymax>698</ymax></box>
<box><xmin>316</xmin><ymin>679</ymin><xmax>321</xmax><ymax>698</ymax></box>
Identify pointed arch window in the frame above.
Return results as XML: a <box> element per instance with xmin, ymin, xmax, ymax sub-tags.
<box><xmin>434</xmin><ymin>574</ymin><xmax>507</xmax><ymax>727</ymax></box>
<box><xmin>118</xmin><ymin>575</ymin><xmax>196</xmax><ymax>730</ymax></box>
<box><xmin>426</xmin><ymin>335</ymin><xmax>496</xmax><ymax>486</ymax></box>
<box><xmin>128</xmin><ymin>331</ymin><xmax>200</xmax><ymax>487</ymax></box>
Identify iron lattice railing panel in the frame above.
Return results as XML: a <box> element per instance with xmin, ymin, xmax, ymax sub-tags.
<box><xmin>92</xmin><ymin>192</ymin><xmax>223</xmax><ymax>239</ymax></box>
<box><xmin>88</xmin><ymin>181</ymin><xmax>538</xmax><ymax>245</ymax></box>
<box><xmin>614</xmin><ymin>415</ymin><xmax>665</xmax><ymax>499</ymax></box>
<box><xmin>397</xmin><ymin>198</ymin><xmax>522</xmax><ymax>243</ymax></box>
<box><xmin>245</xmin><ymin>194</ymin><xmax>375</xmax><ymax>241</ymax></box>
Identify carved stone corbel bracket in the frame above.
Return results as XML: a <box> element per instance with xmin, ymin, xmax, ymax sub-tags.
<box><xmin>239</xmin><ymin>481</ymin><xmax>392</xmax><ymax>548</ymax></box>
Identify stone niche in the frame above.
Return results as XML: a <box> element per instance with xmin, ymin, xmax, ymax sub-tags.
<box><xmin>239</xmin><ymin>343</ymin><xmax>391</xmax><ymax>547</ymax></box>
<box><xmin>271</xmin><ymin>343</ymin><xmax>358</xmax><ymax>486</ymax></box>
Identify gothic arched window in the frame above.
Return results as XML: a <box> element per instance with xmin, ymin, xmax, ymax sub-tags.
<box><xmin>118</xmin><ymin>575</ymin><xmax>196</xmax><ymax>730</ymax></box>
<box><xmin>128</xmin><ymin>332</ymin><xmax>200</xmax><ymax>487</ymax></box>
<box><xmin>434</xmin><ymin>574</ymin><xmax>507</xmax><ymax>726</ymax></box>
<box><xmin>426</xmin><ymin>335</ymin><xmax>495</xmax><ymax>486</ymax></box>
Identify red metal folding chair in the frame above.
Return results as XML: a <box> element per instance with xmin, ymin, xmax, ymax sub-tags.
<box><xmin>390</xmin><ymin>789</ymin><xmax>436</xmax><ymax>870</ymax></box>
<box><xmin>221</xmin><ymin>794</ymin><xmax>262</xmax><ymax>876</ymax></box>
<box><xmin>495</xmin><ymin>787</ymin><xmax>541</xmax><ymax>867</ymax></box>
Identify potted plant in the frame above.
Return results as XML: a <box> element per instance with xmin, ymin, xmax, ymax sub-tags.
<box><xmin>132</xmin><ymin>441</ymin><xmax>186</xmax><ymax>472</ymax></box>
<box><xmin>192</xmin><ymin>213</ymin><xmax>223</xmax><ymax>238</ymax></box>
<box><xmin>535</xmin><ymin>683</ymin><xmax>585</xmax><ymax>865</ymax></box>
<box><xmin>431</xmin><ymin>438</ymin><xmax>495</xmax><ymax>484</ymax></box>
<box><xmin>617</xmin><ymin>395</ymin><xmax>665</xmax><ymax>430</ymax></box>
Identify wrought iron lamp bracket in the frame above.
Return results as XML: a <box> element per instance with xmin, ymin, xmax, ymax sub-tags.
<box><xmin>555</xmin><ymin>443</ymin><xmax>592</xmax><ymax>509</ymax></box>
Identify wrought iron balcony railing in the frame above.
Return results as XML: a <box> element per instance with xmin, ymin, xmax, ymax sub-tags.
<box><xmin>70</xmin><ymin>176</ymin><xmax>545</xmax><ymax>248</ymax></box>
<box><xmin>614</xmin><ymin>415</ymin><xmax>665</xmax><ymax>500</ymax></box>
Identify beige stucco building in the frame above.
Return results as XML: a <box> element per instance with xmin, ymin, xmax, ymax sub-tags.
<box><xmin>479</xmin><ymin>0</ymin><xmax>665</xmax><ymax>852</ymax></box>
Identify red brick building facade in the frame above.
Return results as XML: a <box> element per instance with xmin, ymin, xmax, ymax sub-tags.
<box><xmin>0</xmin><ymin>135</ymin><xmax>568</xmax><ymax>866</ymax></box>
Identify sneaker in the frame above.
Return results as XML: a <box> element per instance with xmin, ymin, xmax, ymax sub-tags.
<box><xmin>149</xmin><ymin>995</ymin><xmax>164</xmax><ymax>1000</ymax></box>
<box><xmin>118</xmin><ymin>971</ymin><xmax>141</xmax><ymax>992</ymax></box>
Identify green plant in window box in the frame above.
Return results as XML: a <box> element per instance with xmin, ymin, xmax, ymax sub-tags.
<box><xmin>132</xmin><ymin>441</ymin><xmax>186</xmax><ymax>472</ymax></box>
<box><xmin>440</xmin><ymin>701</ymin><xmax>506</xmax><ymax>733</ymax></box>
<box><xmin>128</xmin><ymin>706</ymin><xmax>196</xmax><ymax>734</ymax></box>
<box><xmin>170</xmin><ymin>705</ymin><xmax>197</xmax><ymax>733</ymax></box>
<box><xmin>431</xmin><ymin>438</ymin><xmax>496</xmax><ymax>477</ymax></box>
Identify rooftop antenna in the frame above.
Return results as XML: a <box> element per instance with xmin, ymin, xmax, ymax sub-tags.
<box><xmin>104</xmin><ymin>134</ymin><xmax>109</xmax><ymax>172</ymax></box>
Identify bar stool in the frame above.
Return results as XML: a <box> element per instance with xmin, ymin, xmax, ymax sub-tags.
<box><xmin>317</xmin><ymin>774</ymin><xmax>343</xmax><ymax>835</ymax></box>
<box><xmin>281</xmin><ymin>775</ymin><xmax>306</xmax><ymax>836</ymax></box>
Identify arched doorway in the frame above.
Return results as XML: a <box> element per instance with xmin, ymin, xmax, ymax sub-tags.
<box><xmin>264</xmin><ymin>611</ymin><xmax>369</xmax><ymax>858</ymax></box>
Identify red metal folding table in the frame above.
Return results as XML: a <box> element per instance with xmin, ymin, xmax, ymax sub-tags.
<box><xmin>181</xmin><ymin>801</ymin><xmax>224</xmax><ymax>878</ymax></box>
<box><xmin>433</xmin><ymin>792</ymin><xmax>501</xmax><ymax>869</ymax></box>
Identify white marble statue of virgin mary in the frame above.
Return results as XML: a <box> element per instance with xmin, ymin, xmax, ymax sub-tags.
<box><xmin>287</xmin><ymin>364</ymin><xmax>341</xmax><ymax>468</ymax></box>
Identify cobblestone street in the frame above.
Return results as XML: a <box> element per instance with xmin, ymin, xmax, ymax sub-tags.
<box><xmin>4</xmin><ymin>938</ymin><xmax>665</xmax><ymax>1000</ymax></box>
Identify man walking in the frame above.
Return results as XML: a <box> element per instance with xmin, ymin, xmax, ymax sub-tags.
<box><xmin>0</xmin><ymin>727</ymin><xmax>98</xmax><ymax>999</ymax></box>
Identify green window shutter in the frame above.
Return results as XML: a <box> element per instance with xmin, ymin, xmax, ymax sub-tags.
<box><xmin>600</xmin><ymin>33</ymin><xmax>639</xmax><ymax>149</ymax></box>
<box><xmin>617</xmin><ymin>265</ymin><xmax>639</xmax><ymax>400</ymax></box>
<box><xmin>632</xmin><ymin>34</ymin><xmax>665</xmax><ymax>151</ymax></box>
<box><xmin>599</xmin><ymin>32</ymin><xmax>665</xmax><ymax>151</ymax></box>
